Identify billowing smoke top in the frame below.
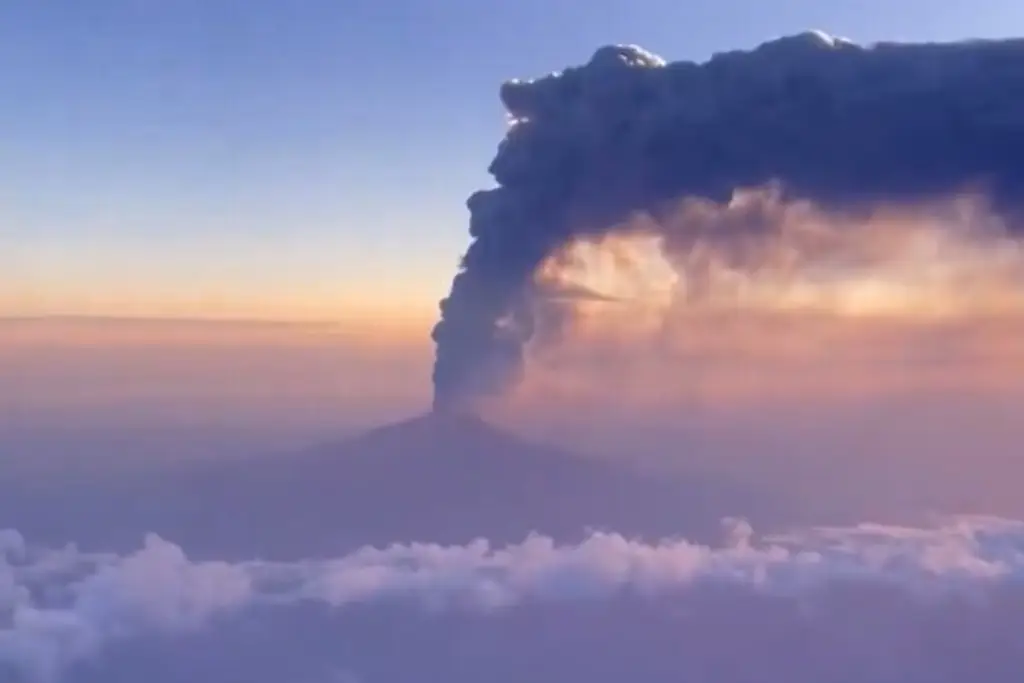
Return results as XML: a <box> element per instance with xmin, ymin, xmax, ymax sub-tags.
<box><xmin>431</xmin><ymin>31</ymin><xmax>1024</xmax><ymax>411</ymax></box>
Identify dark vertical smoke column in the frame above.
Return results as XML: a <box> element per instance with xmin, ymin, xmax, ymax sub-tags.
<box><xmin>430</xmin><ymin>32</ymin><xmax>1024</xmax><ymax>411</ymax></box>
<box><xmin>430</xmin><ymin>45</ymin><xmax>668</xmax><ymax>410</ymax></box>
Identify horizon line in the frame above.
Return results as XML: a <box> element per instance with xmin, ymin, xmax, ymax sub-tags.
<box><xmin>0</xmin><ymin>313</ymin><xmax>438</xmax><ymax>327</ymax></box>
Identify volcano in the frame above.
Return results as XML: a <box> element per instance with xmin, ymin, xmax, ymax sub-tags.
<box><xmin>4</xmin><ymin>413</ymin><xmax>782</xmax><ymax>560</ymax></box>
<box><xmin>160</xmin><ymin>413</ymin><xmax>785</xmax><ymax>559</ymax></box>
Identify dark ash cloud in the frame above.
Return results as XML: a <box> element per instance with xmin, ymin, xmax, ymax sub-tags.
<box><xmin>430</xmin><ymin>31</ymin><xmax>1024</xmax><ymax>410</ymax></box>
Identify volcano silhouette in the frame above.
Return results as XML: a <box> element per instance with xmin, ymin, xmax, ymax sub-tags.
<box><xmin>126</xmin><ymin>412</ymin><xmax>777</xmax><ymax>560</ymax></box>
<box><xmin>3</xmin><ymin>413</ymin><xmax>781</xmax><ymax>560</ymax></box>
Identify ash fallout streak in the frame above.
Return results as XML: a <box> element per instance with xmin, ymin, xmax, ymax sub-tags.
<box><xmin>430</xmin><ymin>31</ymin><xmax>1024</xmax><ymax>411</ymax></box>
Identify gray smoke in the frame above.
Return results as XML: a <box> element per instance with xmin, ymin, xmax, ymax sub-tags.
<box><xmin>430</xmin><ymin>31</ymin><xmax>1024</xmax><ymax>410</ymax></box>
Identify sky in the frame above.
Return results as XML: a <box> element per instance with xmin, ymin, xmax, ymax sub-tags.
<box><xmin>6</xmin><ymin>0</ymin><xmax>1024</xmax><ymax>323</ymax></box>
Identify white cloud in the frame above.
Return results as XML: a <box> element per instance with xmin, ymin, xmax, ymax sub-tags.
<box><xmin>2</xmin><ymin>515</ymin><xmax>1024</xmax><ymax>680</ymax></box>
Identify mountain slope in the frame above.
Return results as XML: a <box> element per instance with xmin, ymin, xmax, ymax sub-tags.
<box><xmin>3</xmin><ymin>413</ymin><xmax>783</xmax><ymax>559</ymax></box>
<box><xmin>148</xmin><ymin>412</ymin><xmax>782</xmax><ymax>559</ymax></box>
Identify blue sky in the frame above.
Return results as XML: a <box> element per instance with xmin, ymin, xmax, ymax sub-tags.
<box><xmin>5</xmin><ymin>0</ymin><xmax>1023</xmax><ymax>320</ymax></box>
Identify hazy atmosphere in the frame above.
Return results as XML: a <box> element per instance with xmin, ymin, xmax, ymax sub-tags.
<box><xmin>6</xmin><ymin>2</ymin><xmax>1024</xmax><ymax>682</ymax></box>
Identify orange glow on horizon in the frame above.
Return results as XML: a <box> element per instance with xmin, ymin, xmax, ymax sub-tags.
<box><xmin>0</xmin><ymin>294</ymin><xmax>437</xmax><ymax>327</ymax></box>
<box><xmin>0</xmin><ymin>312</ymin><xmax>437</xmax><ymax>353</ymax></box>
<box><xmin>8</xmin><ymin>186</ymin><xmax>1024</xmax><ymax>426</ymax></box>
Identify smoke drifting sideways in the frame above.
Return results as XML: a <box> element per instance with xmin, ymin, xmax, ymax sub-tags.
<box><xmin>5</xmin><ymin>517</ymin><xmax>1024</xmax><ymax>680</ymax></box>
<box><xmin>430</xmin><ymin>31</ymin><xmax>1024</xmax><ymax>411</ymax></box>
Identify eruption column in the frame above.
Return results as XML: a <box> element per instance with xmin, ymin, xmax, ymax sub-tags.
<box><xmin>431</xmin><ymin>32</ymin><xmax>1024</xmax><ymax>411</ymax></box>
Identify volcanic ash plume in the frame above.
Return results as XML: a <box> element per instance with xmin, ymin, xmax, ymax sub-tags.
<box><xmin>430</xmin><ymin>31</ymin><xmax>1024</xmax><ymax>411</ymax></box>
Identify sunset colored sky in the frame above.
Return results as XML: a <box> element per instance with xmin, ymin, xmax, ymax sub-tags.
<box><xmin>7</xmin><ymin>0</ymin><xmax>1024</xmax><ymax>323</ymax></box>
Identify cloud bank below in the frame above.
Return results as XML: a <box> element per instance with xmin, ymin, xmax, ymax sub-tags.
<box><xmin>4</xmin><ymin>515</ymin><xmax>1024</xmax><ymax>680</ymax></box>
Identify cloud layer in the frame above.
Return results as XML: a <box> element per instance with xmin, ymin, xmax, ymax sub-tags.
<box><xmin>4</xmin><ymin>516</ymin><xmax>1024</xmax><ymax>680</ymax></box>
